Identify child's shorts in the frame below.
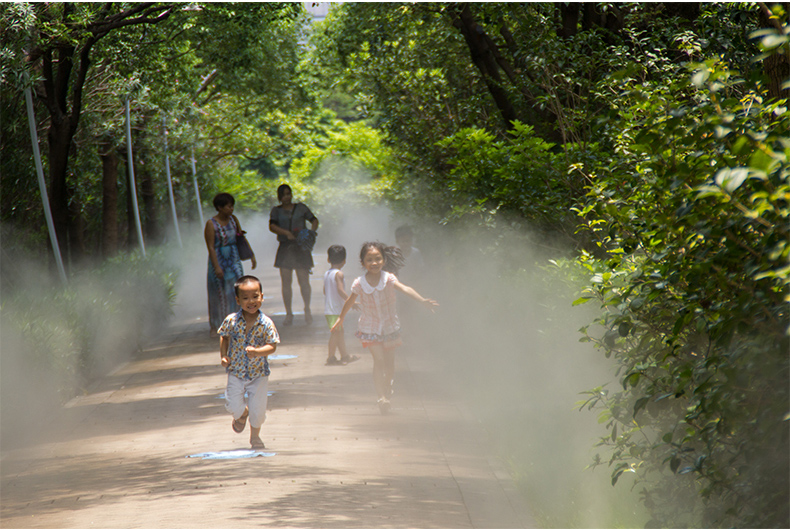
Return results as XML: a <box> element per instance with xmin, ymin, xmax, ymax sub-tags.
<box><xmin>356</xmin><ymin>330</ymin><xmax>402</xmax><ymax>350</ymax></box>
<box><xmin>326</xmin><ymin>315</ymin><xmax>341</xmax><ymax>329</ymax></box>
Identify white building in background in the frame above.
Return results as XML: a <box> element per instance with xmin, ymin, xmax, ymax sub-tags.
<box><xmin>304</xmin><ymin>2</ymin><xmax>331</xmax><ymax>22</ymax></box>
<box><xmin>300</xmin><ymin>2</ymin><xmax>332</xmax><ymax>46</ymax></box>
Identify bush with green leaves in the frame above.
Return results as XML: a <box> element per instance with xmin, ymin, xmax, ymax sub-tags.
<box><xmin>1</xmin><ymin>249</ymin><xmax>178</xmax><ymax>400</ymax></box>
<box><xmin>574</xmin><ymin>60</ymin><xmax>789</xmax><ymax>527</ymax></box>
<box><xmin>435</xmin><ymin>122</ymin><xmax>596</xmax><ymax>239</ymax></box>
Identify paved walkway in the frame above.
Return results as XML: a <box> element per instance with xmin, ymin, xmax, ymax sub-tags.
<box><xmin>1</xmin><ymin>267</ymin><xmax>537</xmax><ymax>528</ymax></box>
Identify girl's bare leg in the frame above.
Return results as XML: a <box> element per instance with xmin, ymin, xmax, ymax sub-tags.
<box><xmin>368</xmin><ymin>344</ymin><xmax>389</xmax><ymax>401</ymax></box>
<box><xmin>383</xmin><ymin>348</ymin><xmax>396</xmax><ymax>399</ymax></box>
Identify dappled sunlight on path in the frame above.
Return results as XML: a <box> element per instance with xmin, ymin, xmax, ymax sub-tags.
<box><xmin>0</xmin><ymin>264</ymin><xmax>536</xmax><ymax>529</ymax></box>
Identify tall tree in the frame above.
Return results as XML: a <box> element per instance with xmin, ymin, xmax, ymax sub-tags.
<box><xmin>23</xmin><ymin>3</ymin><xmax>174</xmax><ymax>260</ymax></box>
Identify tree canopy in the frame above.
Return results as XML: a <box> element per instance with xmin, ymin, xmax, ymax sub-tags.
<box><xmin>1</xmin><ymin>3</ymin><xmax>788</xmax><ymax>527</ymax></box>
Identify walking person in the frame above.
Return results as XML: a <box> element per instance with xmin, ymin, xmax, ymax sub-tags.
<box><xmin>205</xmin><ymin>193</ymin><xmax>256</xmax><ymax>335</ymax></box>
<box><xmin>219</xmin><ymin>275</ymin><xmax>279</xmax><ymax>450</ymax></box>
<box><xmin>332</xmin><ymin>241</ymin><xmax>438</xmax><ymax>414</ymax></box>
<box><xmin>269</xmin><ymin>184</ymin><xmax>318</xmax><ymax>326</ymax></box>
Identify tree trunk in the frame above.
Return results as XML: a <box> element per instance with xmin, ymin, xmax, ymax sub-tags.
<box><xmin>139</xmin><ymin>162</ymin><xmax>159</xmax><ymax>244</ymax></box>
<box><xmin>29</xmin><ymin>2</ymin><xmax>174</xmax><ymax>259</ymax></box>
<box><xmin>46</xmin><ymin>116</ymin><xmax>75</xmax><ymax>257</ymax></box>
<box><xmin>68</xmin><ymin>182</ymin><xmax>85</xmax><ymax>260</ymax></box>
<box><xmin>557</xmin><ymin>3</ymin><xmax>579</xmax><ymax>38</ymax></box>
<box><xmin>134</xmin><ymin>134</ymin><xmax>160</xmax><ymax>244</ymax></box>
<box><xmin>450</xmin><ymin>4</ymin><xmax>519</xmax><ymax>131</ymax></box>
<box><xmin>100</xmin><ymin>140</ymin><xmax>119</xmax><ymax>257</ymax></box>
<box><xmin>758</xmin><ymin>3</ymin><xmax>790</xmax><ymax>102</ymax></box>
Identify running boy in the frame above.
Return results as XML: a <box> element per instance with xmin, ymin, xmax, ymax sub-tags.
<box><xmin>218</xmin><ymin>275</ymin><xmax>279</xmax><ymax>450</ymax></box>
<box><xmin>323</xmin><ymin>245</ymin><xmax>359</xmax><ymax>366</ymax></box>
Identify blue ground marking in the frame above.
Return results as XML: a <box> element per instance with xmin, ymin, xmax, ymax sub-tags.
<box><xmin>186</xmin><ymin>450</ymin><xmax>276</xmax><ymax>460</ymax></box>
<box><xmin>268</xmin><ymin>354</ymin><xmax>297</xmax><ymax>360</ymax></box>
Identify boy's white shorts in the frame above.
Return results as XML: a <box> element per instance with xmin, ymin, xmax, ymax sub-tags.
<box><xmin>225</xmin><ymin>374</ymin><xmax>269</xmax><ymax>429</ymax></box>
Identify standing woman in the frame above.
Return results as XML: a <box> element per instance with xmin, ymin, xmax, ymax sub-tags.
<box><xmin>269</xmin><ymin>184</ymin><xmax>318</xmax><ymax>325</ymax></box>
<box><xmin>206</xmin><ymin>193</ymin><xmax>257</xmax><ymax>335</ymax></box>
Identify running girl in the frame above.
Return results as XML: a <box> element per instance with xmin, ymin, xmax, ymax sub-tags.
<box><xmin>332</xmin><ymin>241</ymin><xmax>438</xmax><ymax>414</ymax></box>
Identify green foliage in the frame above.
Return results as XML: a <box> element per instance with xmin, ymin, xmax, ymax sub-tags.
<box><xmin>436</xmin><ymin>122</ymin><xmax>588</xmax><ymax>236</ymax></box>
<box><xmin>1</xmin><ymin>249</ymin><xmax>178</xmax><ymax>400</ymax></box>
<box><xmin>574</xmin><ymin>60</ymin><xmax>789</xmax><ymax>527</ymax></box>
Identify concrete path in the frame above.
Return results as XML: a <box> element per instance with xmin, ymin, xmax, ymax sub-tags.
<box><xmin>1</xmin><ymin>266</ymin><xmax>537</xmax><ymax>528</ymax></box>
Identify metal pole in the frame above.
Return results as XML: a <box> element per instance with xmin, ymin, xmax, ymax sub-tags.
<box><xmin>25</xmin><ymin>87</ymin><xmax>68</xmax><ymax>285</ymax></box>
<box><xmin>125</xmin><ymin>98</ymin><xmax>146</xmax><ymax>257</ymax></box>
<box><xmin>163</xmin><ymin>115</ymin><xmax>182</xmax><ymax>247</ymax></box>
<box><xmin>191</xmin><ymin>147</ymin><xmax>204</xmax><ymax>227</ymax></box>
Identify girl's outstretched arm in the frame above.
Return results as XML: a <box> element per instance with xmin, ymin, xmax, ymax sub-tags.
<box><xmin>331</xmin><ymin>292</ymin><xmax>358</xmax><ymax>332</ymax></box>
<box><xmin>393</xmin><ymin>279</ymin><xmax>439</xmax><ymax>312</ymax></box>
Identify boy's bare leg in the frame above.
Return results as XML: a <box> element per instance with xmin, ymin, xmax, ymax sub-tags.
<box><xmin>337</xmin><ymin>331</ymin><xmax>349</xmax><ymax>361</ymax></box>
<box><xmin>250</xmin><ymin>426</ymin><xmax>265</xmax><ymax>449</ymax></box>
<box><xmin>327</xmin><ymin>330</ymin><xmax>339</xmax><ymax>362</ymax></box>
<box><xmin>232</xmin><ymin>406</ymin><xmax>249</xmax><ymax>433</ymax></box>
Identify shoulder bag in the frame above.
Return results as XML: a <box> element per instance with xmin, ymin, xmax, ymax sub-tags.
<box><xmin>233</xmin><ymin>216</ymin><xmax>254</xmax><ymax>261</ymax></box>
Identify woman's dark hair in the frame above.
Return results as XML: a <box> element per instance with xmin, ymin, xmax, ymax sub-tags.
<box><xmin>213</xmin><ymin>193</ymin><xmax>235</xmax><ymax>210</ymax></box>
<box><xmin>277</xmin><ymin>184</ymin><xmax>292</xmax><ymax>201</ymax></box>
<box><xmin>359</xmin><ymin>241</ymin><xmax>404</xmax><ymax>274</ymax></box>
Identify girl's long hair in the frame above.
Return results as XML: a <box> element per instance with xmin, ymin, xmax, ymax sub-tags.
<box><xmin>360</xmin><ymin>241</ymin><xmax>405</xmax><ymax>275</ymax></box>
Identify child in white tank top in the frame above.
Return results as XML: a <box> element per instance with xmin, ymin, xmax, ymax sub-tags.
<box><xmin>323</xmin><ymin>245</ymin><xmax>358</xmax><ymax>365</ymax></box>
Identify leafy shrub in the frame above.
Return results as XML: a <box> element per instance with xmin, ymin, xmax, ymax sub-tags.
<box><xmin>574</xmin><ymin>61</ymin><xmax>789</xmax><ymax>527</ymax></box>
<box><xmin>1</xmin><ymin>248</ymin><xmax>178</xmax><ymax>401</ymax></box>
<box><xmin>436</xmin><ymin>122</ymin><xmax>588</xmax><ymax>239</ymax></box>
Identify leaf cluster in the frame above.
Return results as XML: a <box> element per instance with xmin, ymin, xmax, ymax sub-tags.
<box><xmin>574</xmin><ymin>59</ymin><xmax>789</xmax><ymax>527</ymax></box>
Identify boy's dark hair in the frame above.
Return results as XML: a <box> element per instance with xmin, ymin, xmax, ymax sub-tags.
<box><xmin>213</xmin><ymin>193</ymin><xmax>235</xmax><ymax>210</ymax></box>
<box><xmin>234</xmin><ymin>275</ymin><xmax>262</xmax><ymax>297</ymax></box>
<box><xmin>277</xmin><ymin>184</ymin><xmax>292</xmax><ymax>201</ymax></box>
<box><xmin>359</xmin><ymin>241</ymin><xmax>405</xmax><ymax>274</ymax></box>
<box><xmin>395</xmin><ymin>225</ymin><xmax>413</xmax><ymax>239</ymax></box>
<box><xmin>328</xmin><ymin>244</ymin><xmax>346</xmax><ymax>265</ymax></box>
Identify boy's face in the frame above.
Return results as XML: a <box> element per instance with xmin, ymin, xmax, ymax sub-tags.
<box><xmin>236</xmin><ymin>282</ymin><xmax>263</xmax><ymax>315</ymax></box>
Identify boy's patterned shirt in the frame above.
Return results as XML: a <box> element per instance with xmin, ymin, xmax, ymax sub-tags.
<box><xmin>218</xmin><ymin>310</ymin><xmax>280</xmax><ymax>380</ymax></box>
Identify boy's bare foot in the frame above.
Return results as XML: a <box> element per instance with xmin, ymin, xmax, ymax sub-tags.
<box><xmin>250</xmin><ymin>437</ymin><xmax>265</xmax><ymax>450</ymax></box>
<box><xmin>283</xmin><ymin>314</ymin><xmax>294</xmax><ymax>326</ymax></box>
<box><xmin>232</xmin><ymin>408</ymin><xmax>249</xmax><ymax>433</ymax></box>
<box><xmin>304</xmin><ymin>309</ymin><xmax>312</xmax><ymax>325</ymax></box>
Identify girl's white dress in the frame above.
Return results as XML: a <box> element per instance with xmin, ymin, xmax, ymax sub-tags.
<box><xmin>351</xmin><ymin>271</ymin><xmax>401</xmax><ymax>345</ymax></box>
